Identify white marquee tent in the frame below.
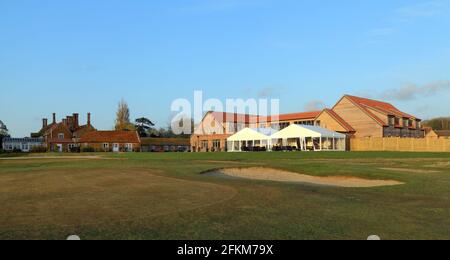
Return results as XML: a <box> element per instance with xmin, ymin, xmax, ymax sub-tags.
<box><xmin>227</xmin><ymin>125</ymin><xmax>347</xmax><ymax>152</ymax></box>
<box><xmin>227</xmin><ymin>128</ymin><xmax>275</xmax><ymax>152</ymax></box>
<box><xmin>270</xmin><ymin>124</ymin><xmax>346</xmax><ymax>151</ymax></box>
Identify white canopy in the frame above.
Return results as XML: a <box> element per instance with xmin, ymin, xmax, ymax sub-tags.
<box><xmin>270</xmin><ymin>124</ymin><xmax>346</xmax><ymax>139</ymax></box>
<box><xmin>227</xmin><ymin>128</ymin><xmax>271</xmax><ymax>142</ymax></box>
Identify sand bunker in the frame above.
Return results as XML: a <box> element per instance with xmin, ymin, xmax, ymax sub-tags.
<box><xmin>206</xmin><ymin>167</ymin><xmax>403</xmax><ymax>188</ymax></box>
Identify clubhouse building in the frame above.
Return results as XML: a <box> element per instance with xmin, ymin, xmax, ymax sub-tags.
<box><xmin>191</xmin><ymin>95</ymin><xmax>425</xmax><ymax>152</ymax></box>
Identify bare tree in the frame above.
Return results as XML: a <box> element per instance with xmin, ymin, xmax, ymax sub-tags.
<box><xmin>115</xmin><ymin>99</ymin><xmax>134</xmax><ymax>131</ymax></box>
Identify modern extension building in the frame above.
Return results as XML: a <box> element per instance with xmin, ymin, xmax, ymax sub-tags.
<box><xmin>1</xmin><ymin>137</ymin><xmax>44</xmax><ymax>152</ymax></box>
<box><xmin>191</xmin><ymin>111</ymin><xmax>319</xmax><ymax>152</ymax></box>
<box><xmin>191</xmin><ymin>95</ymin><xmax>425</xmax><ymax>152</ymax></box>
<box><xmin>140</xmin><ymin>138</ymin><xmax>190</xmax><ymax>152</ymax></box>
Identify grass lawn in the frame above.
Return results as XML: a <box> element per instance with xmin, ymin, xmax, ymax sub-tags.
<box><xmin>0</xmin><ymin>151</ymin><xmax>450</xmax><ymax>240</ymax></box>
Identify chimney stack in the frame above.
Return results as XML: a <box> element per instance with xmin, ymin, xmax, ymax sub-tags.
<box><xmin>42</xmin><ymin>118</ymin><xmax>48</xmax><ymax>129</ymax></box>
<box><xmin>73</xmin><ymin>113</ymin><xmax>79</xmax><ymax>129</ymax></box>
<box><xmin>62</xmin><ymin>118</ymin><xmax>67</xmax><ymax>125</ymax></box>
<box><xmin>52</xmin><ymin>113</ymin><xmax>56</xmax><ymax>124</ymax></box>
<box><xmin>87</xmin><ymin>113</ymin><xmax>91</xmax><ymax>126</ymax></box>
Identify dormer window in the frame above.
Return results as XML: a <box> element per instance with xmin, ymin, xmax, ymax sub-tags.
<box><xmin>388</xmin><ymin>117</ymin><xmax>395</xmax><ymax>126</ymax></box>
<box><xmin>58</xmin><ymin>133</ymin><xmax>64</xmax><ymax>139</ymax></box>
<box><xmin>403</xmin><ymin>119</ymin><xmax>409</xmax><ymax>128</ymax></box>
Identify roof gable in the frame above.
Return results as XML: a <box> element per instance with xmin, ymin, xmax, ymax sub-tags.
<box><xmin>345</xmin><ymin>95</ymin><xmax>417</xmax><ymax>119</ymax></box>
<box><xmin>334</xmin><ymin>96</ymin><xmax>388</xmax><ymax>126</ymax></box>
<box><xmin>318</xmin><ymin>109</ymin><xmax>356</xmax><ymax>132</ymax></box>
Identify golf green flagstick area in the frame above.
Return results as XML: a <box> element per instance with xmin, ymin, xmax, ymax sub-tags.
<box><xmin>1</xmin><ymin>152</ymin><xmax>450</xmax><ymax>240</ymax></box>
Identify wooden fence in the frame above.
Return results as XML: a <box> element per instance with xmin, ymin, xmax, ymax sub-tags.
<box><xmin>350</xmin><ymin>137</ymin><xmax>450</xmax><ymax>152</ymax></box>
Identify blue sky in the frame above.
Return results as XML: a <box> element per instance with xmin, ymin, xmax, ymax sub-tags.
<box><xmin>1</xmin><ymin>0</ymin><xmax>450</xmax><ymax>136</ymax></box>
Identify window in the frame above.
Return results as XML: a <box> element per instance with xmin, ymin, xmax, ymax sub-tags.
<box><xmin>315</xmin><ymin>120</ymin><xmax>321</xmax><ymax>126</ymax></box>
<box><xmin>395</xmin><ymin>117</ymin><xmax>400</xmax><ymax>126</ymax></box>
<box><xmin>403</xmin><ymin>119</ymin><xmax>409</xmax><ymax>128</ymax></box>
<box><xmin>68</xmin><ymin>144</ymin><xmax>78</xmax><ymax>150</ymax></box>
<box><xmin>213</xmin><ymin>140</ymin><xmax>220</xmax><ymax>149</ymax></box>
<box><xmin>103</xmin><ymin>143</ymin><xmax>109</xmax><ymax>149</ymax></box>
<box><xmin>388</xmin><ymin>117</ymin><xmax>395</xmax><ymax>126</ymax></box>
<box><xmin>201</xmin><ymin>140</ymin><xmax>208</xmax><ymax>149</ymax></box>
<box><xmin>125</xmin><ymin>143</ymin><xmax>133</xmax><ymax>152</ymax></box>
<box><xmin>404</xmin><ymin>119</ymin><xmax>413</xmax><ymax>128</ymax></box>
<box><xmin>236</xmin><ymin>123</ymin><xmax>244</xmax><ymax>131</ymax></box>
<box><xmin>279</xmin><ymin>122</ymin><xmax>290</xmax><ymax>129</ymax></box>
<box><xmin>58</xmin><ymin>133</ymin><xmax>64</xmax><ymax>139</ymax></box>
<box><xmin>22</xmin><ymin>144</ymin><xmax>28</xmax><ymax>150</ymax></box>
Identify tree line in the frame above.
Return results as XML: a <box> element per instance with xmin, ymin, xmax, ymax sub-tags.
<box><xmin>423</xmin><ymin>117</ymin><xmax>450</xmax><ymax>130</ymax></box>
<box><xmin>114</xmin><ymin>99</ymin><xmax>193</xmax><ymax>138</ymax></box>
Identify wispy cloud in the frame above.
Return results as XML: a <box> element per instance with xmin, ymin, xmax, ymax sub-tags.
<box><xmin>366</xmin><ymin>0</ymin><xmax>449</xmax><ymax>41</ymax></box>
<box><xmin>396</xmin><ymin>0</ymin><xmax>447</xmax><ymax>19</ymax></box>
<box><xmin>304</xmin><ymin>100</ymin><xmax>326</xmax><ymax>112</ymax></box>
<box><xmin>257</xmin><ymin>87</ymin><xmax>277</xmax><ymax>98</ymax></box>
<box><xmin>381</xmin><ymin>80</ymin><xmax>450</xmax><ymax>101</ymax></box>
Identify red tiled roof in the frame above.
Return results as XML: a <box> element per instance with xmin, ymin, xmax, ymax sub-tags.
<box><xmin>211</xmin><ymin>112</ymin><xmax>254</xmax><ymax>124</ymax></box>
<box><xmin>73</xmin><ymin>124</ymin><xmax>96</xmax><ymax>138</ymax></box>
<box><xmin>346</xmin><ymin>95</ymin><xmax>417</xmax><ymax>119</ymax></box>
<box><xmin>322</xmin><ymin>109</ymin><xmax>356</xmax><ymax>132</ymax></box>
<box><xmin>274</xmin><ymin>111</ymin><xmax>321</xmax><ymax>122</ymax></box>
<box><xmin>79</xmin><ymin>131</ymin><xmax>140</xmax><ymax>143</ymax></box>
<box><xmin>210</xmin><ymin>111</ymin><xmax>320</xmax><ymax>124</ymax></box>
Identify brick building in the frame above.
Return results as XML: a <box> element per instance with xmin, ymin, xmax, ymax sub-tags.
<box><xmin>79</xmin><ymin>131</ymin><xmax>141</xmax><ymax>152</ymax></box>
<box><xmin>32</xmin><ymin>113</ymin><xmax>141</xmax><ymax>152</ymax></box>
<box><xmin>32</xmin><ymin>113</ymin><xmax>96</xmax><ymax>152</ymax></box>
<box><xmin>191</xmin><ymin>95</ymin><xmax>425</xmax><ymax>152</ymax></box>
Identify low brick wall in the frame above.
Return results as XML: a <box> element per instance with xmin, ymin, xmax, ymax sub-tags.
<box><xmin>350</xmin><ymin>137</ymin><xmax>450</xmax><ymax>152</ymax></box>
